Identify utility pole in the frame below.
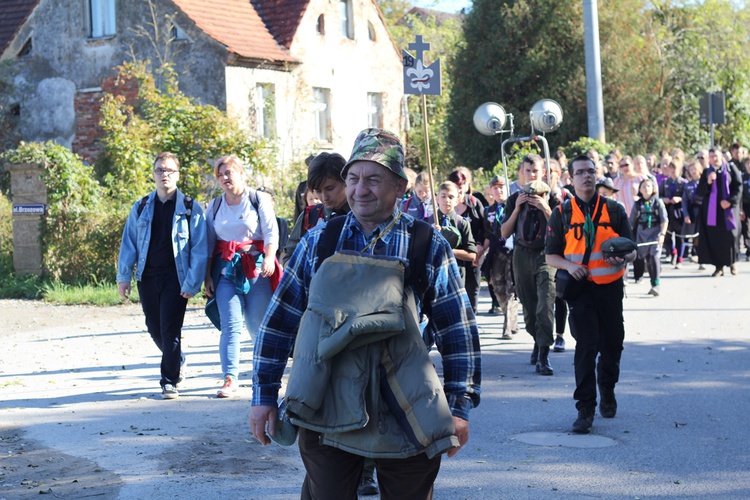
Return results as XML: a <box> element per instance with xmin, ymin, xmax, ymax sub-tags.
<box><xmin>583</xmin><ymin>0</ymin><xmax>605</xmax><ymax>143</ymax></box>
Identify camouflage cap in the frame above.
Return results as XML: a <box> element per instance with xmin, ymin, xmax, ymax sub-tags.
<box><xmin>342</xmin><ymin>128</ymin><xmax>406</xmax><ymax>180</ymax></box>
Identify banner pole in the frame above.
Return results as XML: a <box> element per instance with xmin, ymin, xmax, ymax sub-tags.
<box><xmin>421</xmin><ymin>94</ymin><xmax>440</xmax><ymax>228</ymax></box>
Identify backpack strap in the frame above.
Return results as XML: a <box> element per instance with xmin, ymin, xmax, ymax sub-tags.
<box><xmin>212</xmin><ymin>189</ymin><xmax>258</xmax><ymax>218</ymax></box>
<box><xmin>407</xmin><ymin>220</ymin><xmax>433</xmax><ymax>306</ymax></box>
<box><xmin>315</xmin><ymin>217</ymin><xmax>434</xmax><ymax>305</ymax></box>
<box><xmin>248</xmin><ymin>188</ymin><xmax>259</xmax><ymax>211</ymax></box>
<box><xmin>315</xmin><ymin>216</ymin><xmax>347</xmax><ymax>272</ymax></box>
<box><xmin>211</xmin><ymin>196</ymin><xmax>223</xmax><ymax>218</ymax></box>
<box><xmin>136</xmin><ymin>195</ymin><xmax>149</xmax><ymax>217</ymax></box>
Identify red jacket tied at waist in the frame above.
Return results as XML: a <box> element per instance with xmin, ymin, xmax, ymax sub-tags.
<box><xmin>214</xmin><ymin>239</ymin><xmax>282</xmax><ymax>292</ymax></box>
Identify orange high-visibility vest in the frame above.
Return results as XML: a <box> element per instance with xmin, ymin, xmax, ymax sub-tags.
<box><xmin>561</xmin><ymin>197</ymin><xmax>625</xmax><ymax>284</ymax></box>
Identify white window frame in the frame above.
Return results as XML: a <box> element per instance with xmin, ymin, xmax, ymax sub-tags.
<box><xmin>88</xmin><ymin>0</ymin><xmax>116</xmax><ymax>38</ymax></box>
<box><xmin>339</xmin><ymin>0</ymin><xmax>354</xmax><ymax>39</ymax></box>
<box><xmin>367</xmin><ymin>92</ymin><xmax>384</xmax><ymax>129</ymax></box>
<box><xmin>313</xmin><ymin>87</ymin><xmax>332</xmax><ymax>143</ymax></box>
<box><xmin>254</xmin><ymin>83</ymin><xmax>276</xmax><ymax>139</ymax></box>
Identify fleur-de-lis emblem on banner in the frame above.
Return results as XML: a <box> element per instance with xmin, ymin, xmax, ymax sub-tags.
<box><xmin>406</xmin><ymin>61</ymin><xmax>434</xmax><ymax>92</ymax></box>
<box><xmin>402</xmin><ymin>35</ymin><xmax>441</xmax><ymax>96</ymax></box>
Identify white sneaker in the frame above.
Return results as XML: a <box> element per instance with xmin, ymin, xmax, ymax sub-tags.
<box><xmin>217</xmin><ymin>376</ymin><xmax>237</xmax><ymax>398</ymax></box>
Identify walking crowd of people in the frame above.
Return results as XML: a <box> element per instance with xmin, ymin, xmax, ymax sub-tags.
<box><xmin>115</xmin><ymin>132</ymin><xmax>749</xmax><ymax>498</ymax></box>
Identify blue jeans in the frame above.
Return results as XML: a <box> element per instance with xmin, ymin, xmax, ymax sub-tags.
<box><xmin>215</xmin><ymin>274</ymin><xmax>272</xmax><ymax>379</ymax></box>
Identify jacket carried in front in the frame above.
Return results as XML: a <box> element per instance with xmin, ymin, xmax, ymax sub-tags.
<box><xmin>284</xmin><ymin>250</ymin><xmax>458</xmax><ymax>459</ymax></box>
<box><xmin>116</xmin><ymin>189</ymin><xmax>207</xmax><ymax>296</ymax></box>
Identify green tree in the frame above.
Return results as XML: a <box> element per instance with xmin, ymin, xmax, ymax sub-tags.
<box><xmin>390</xmin><ymin>10</ymin><xmax>464</xmax><ymax>177</ymax></box>
<box><xmin>645</xmin><ymin>0</ymin><xmax>750</xmax><ymax>152</ymax></box>
<box><xmin>98</xmin><ymin>61</ymin><xmax>273</xmax><ymax>207</ymax></box>
<box><xmin>447</xmin><ymin>0</ymin><xmax>588</xmax><ymax>170</ymax></box>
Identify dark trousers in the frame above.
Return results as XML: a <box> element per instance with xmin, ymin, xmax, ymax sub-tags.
<box><xmin>137</xmin><ymin>272</ymin><xmax>188</xmax><ymax>387</ymax></box>
<box><xmin>462</xmin><ymin>263</ymin><xmax>481</xmax><ymax>313</ymax></box>
<box><xmin>513</xmin><ymin>247</ymin><xmax>555</xmax><ymax>347</ymax></box>
<box><xmin>632</xmin><ymin>257</ymin><xmax>645</xmax><ymax>281</ymax></box>
<box><xmin>567</xmin><ymin>279</ymin><xmax>625</xmax><ymax>410</ymax></box>
<box><xmin>742</xmin><ymin>202</ymin><xmax>750</xmax><ymax>256</ymax></box>
<box><xmin>298</xmin><ymin>428</ymin><xmax>441</xmax><ymax>500</ymax></box>
<box><xmin>554</xmin><ymin>297</ymin><xmax>568</xmax><ymax>335</ymax></box>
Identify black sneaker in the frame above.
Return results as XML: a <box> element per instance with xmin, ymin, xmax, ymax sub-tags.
<box><xmin>599</xmin><ymin>387</ymin><xmax>617</xmax><ymax>418</ymax></box>
<box><xmin>357</xmin><ymin>477</ymin><xmax>379</xmax><ymax>496</ymax></box>
<box><xmin>572</xmin><ymin>407</ymin><xmax>594</xmax><ymax>434</ymax></box>
<box><xmin>162</xmin><ymin>384</ymin><xmax>179</xmax><ymax>400</ymax></box>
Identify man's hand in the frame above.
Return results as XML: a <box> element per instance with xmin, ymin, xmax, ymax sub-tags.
<box><xmin>566</xmin><ymin>262</ymin><xmax>590</xmax><ymax>281</ymax></box>
<box><xmin>720</xmin><ymin>200</ymin><xmax>731</xmax><ymax>210</ymax></box>
<box><xmin>526</xmin><ymin>194</ymin><xmax>551</xmax><ymax>217</ymax></box>
<box><xmin>515</xmin><ymin>193</ymin><xmax>529</xmax><ymax>208</ymax></box>
<box><xmin>118</xmin><ymin>282</ymin><xmax>131</xmax><ymax>300</ymax></box>
<box><xmin>447</xmin><ymin>417</ymin><xmax>469</xmax><ymax>458</ymax></box>
<box><xmin>249</xmin><ymin>405</ymin><xmax>278</xmax><ymax>445</ymax></box>
<box><xmin>604</xmin><ymin>256</ymin><xmax>626</xmax><ymax>267</ymax></box>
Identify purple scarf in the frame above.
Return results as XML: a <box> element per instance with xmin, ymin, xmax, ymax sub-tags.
<box><xmin>706</xmin><ymin>163</ymin><xmax>736</xmax><ymax>230</ymax></box>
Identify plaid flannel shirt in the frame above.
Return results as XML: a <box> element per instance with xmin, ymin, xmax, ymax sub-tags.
<box><xmin>251</xmin><ymin>209</ymin><xmax>481</xmax><ymax>420</ymax></box>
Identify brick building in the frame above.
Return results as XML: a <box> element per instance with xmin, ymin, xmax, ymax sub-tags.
<box><xmin>0</xmin><ymin>0</ymin><xmax>405</xmax><ymax>166</ymax></box>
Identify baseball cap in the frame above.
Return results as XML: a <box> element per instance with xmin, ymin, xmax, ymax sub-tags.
<box><xmin>489</xmin><ymin>175</ymin><xmax>506</xmax><ymax>186</ymax></box>
<box><xmin>522</xmin><ymin>180</ymin><xmax>550</xmax><ymax>195</ymax></box>
<box><xmin>596</xmin><ymin>177</ymin><xmax>619</xmax><ymax>192</ymax></box>
<box><xmin>341</xmin><ymin>128</ymin><xmax>407</xmax><ymax>180</ymax></box>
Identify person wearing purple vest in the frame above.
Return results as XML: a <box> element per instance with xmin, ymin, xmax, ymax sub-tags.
<box><xmin>696</xmin><ymin>146</ymin><xmax>743</xmax><ymax>276</ymax></box>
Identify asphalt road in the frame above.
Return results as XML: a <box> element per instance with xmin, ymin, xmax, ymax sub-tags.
<box><xmin>1</xmin><ymin>257</ymin><xmax>748</xmax><ymax>499</ymax></box>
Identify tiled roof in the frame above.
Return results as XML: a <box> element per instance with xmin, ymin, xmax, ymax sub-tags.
<box><xmin>403</xmin><ymin>7</ymin><xmax>463</xmax><ymax>26</ymax></box>
<box><xmin>172</xmin><ymin>0</ymin><xmax>296</xmax><ymax>63</ymax></box>
<box><xmin>251</xmin><ymin>0</ymin><xmax>310</xmax><ymax>49</ymax></box>
<box><xmin>0</xmin><ymin>0</ymin><xmax>38</xmax><ymax>55</ymax></box>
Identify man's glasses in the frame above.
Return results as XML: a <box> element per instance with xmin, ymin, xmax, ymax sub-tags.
<box><xmin>573</xmin><ymin>169</ymin><xmax>596</xmax><ymax>177</ymax></box>
<box><xmin>619</xmin><ymin>163</ymin><xmax>631</xmax><ymax>168</ymax></box>
<box><xmin>154</xmin><ymin>168</ymin><xmax>178</xmax><ymax>176</ymax></box>
<box><xmin>697</xmin><ymin>156</ymin><xmax>705</xmax><ymax>160</ymax></box>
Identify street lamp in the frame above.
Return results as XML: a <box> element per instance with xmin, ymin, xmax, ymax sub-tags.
<box><xmin>473</xmin><ymin>99</ymin><xmax>564</xmax><ymax>186</ymax></box>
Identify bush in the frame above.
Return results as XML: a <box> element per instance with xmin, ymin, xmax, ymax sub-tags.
<box><xmin>0</xmin><ymin>193</ymin><xmax>12</xmax><ymax>274</ymax></box>
<box><xmin>98</xmin><ymin>61</ymin><xmax>275</xmax><ymax>207</ymax></box>
<box><xmin>563</xmin><ymin>137</ymin><xmax>615</xmax><ymax>162</ymax></box>
<box><xmin>2</xmin><ymin>142</ymin><xmax>121</xmax><ymax>283</ymax></box>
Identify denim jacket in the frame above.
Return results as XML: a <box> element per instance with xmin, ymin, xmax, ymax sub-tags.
<box><xmin>116</xmin><ymin>189</ymin><xmax>207</xmax><ymax>296</ymax></box>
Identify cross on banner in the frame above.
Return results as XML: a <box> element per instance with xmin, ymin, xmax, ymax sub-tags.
<box><xmin>403</xmin><ymin>35</ymin><xmax>441</xmax><ymax>96</ymax></box>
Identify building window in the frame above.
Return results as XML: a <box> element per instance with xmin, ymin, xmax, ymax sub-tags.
<box><xmin>367</xmin><ymin>93</ymin><xmax>383</xmax><ymax>129</ymax></box>
<box><xmin>313</xmin><ymin>87</ymin><xmax>332</xmax><ymax>142</ymax></box>
<box><xmin>367</xmin><ymin>21</ymin><xmax>376</xmax><ymax>41</ymax></box>
<box><xmin>170</xmin><ymin>23</ymin><xmax>188</xmax><ymax>41</ymax></box>
<box><xmin>339</xmin><ymin>0</ymin><xmax>353</xmax><ymax>39</ymax></box>
<box><xmin>89</xmin><ymin>0</ymin><xmax>116</xmax><ymax>38</ymax></box>
<box><xmin>18</xmin><ymin>38</ymin><xmax>32</xmax><ymax>57</ymax></box>
<box><xmin>316</xmin><ymin>14</ymin><xmax>325</xmax><ymax>35</ymax></box>
<box><xmin>254</xmin><ymin>83</ymin><xmax>276</xmax><ymax>139</ymax></box>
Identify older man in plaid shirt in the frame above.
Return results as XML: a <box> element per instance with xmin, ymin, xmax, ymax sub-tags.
<box><xmin>249</xmin><ymin>128</ymin><xmax>481</xmax><ymax>499</ymax></box>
